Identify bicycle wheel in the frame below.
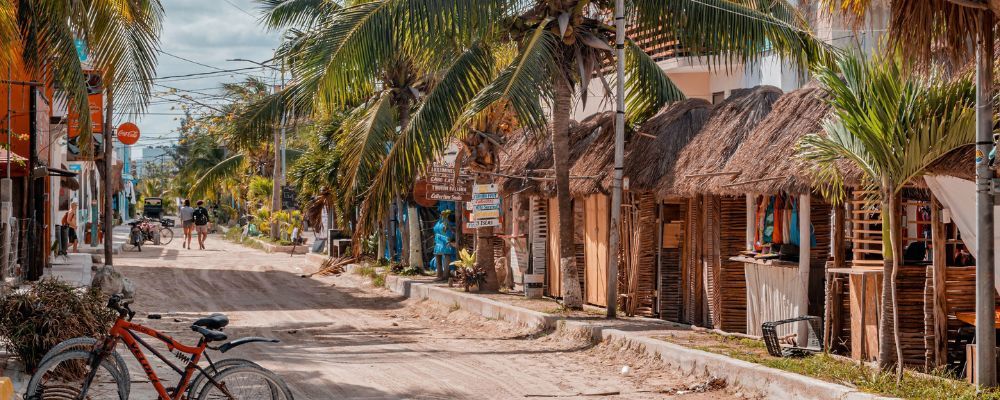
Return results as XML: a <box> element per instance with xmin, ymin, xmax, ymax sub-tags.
<box><xmin>25</xmin><ymin>349</ymin><xmax>128</xmax><ymax>400</ymax></box>
<box><xmin>197</xmin><ymin>365</ymin><xmax>293</xmax><ymax>400</ymax></box>
<box><xmin>186</xmin><ymin>358</ymin><xmax>266</xmax><ymax>398</ymax></box>
<box><xmin>38</xmin><ymin>337</ymin><xmax>130</xmax><ymax>395</ymax></box>
<box><xmin>159</xmin><ymin>227</ymin><xmax>174</xmax><ymax>245</ymax></box>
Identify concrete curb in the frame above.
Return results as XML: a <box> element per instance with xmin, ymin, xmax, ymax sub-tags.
<box><xmin>557</xmin><ymin>321</ymin><xmax>893</xmax><ymax>400</ymax></box>
<box><xmin>367</xmin><ymin>271</ymin><xmax>894</xmax><ymax>400</ymax></box>
<box><xmin>250</xmin><ymin>238</ymin><xmax>309</xmax><ymax>254</ymax></box>
<box><xmin>382</xmin><ymin>275</ymin><xmax>558</xmax><ymax>331</ymax></box>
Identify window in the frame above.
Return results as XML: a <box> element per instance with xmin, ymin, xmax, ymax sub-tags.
<box><xmin>711</xmin><ymin>91</ymin><xmax>725</xmax><ymax>104</ymax></box>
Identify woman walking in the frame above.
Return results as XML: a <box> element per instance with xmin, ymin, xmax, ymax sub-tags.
<box><xmin>179</xmin><ymin>199</ymin><xmax>195</xmax><ymax>249</ymax></box>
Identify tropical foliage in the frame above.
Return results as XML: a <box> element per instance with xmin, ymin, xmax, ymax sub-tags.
<box><xmin>799</xmin><ymin>50</ymin><xmax>977</xmax><ymax>376</ymax></box>
<box><xmin>250</xmin><ymin>0</ymin><xmax>831</xmax><ymax>308</ymax></box>
<box><xmin>0</xmin><ymin>1</ymin><xmax>164</xmax><ymax>148</ymax></box>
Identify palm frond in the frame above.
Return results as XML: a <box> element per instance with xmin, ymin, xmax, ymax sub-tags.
<box><xmin>624</xmin><ymin>40</ymin><xmax>685</xmax><ymax>124</ymax></box>
<box><xmin>337</xmin><ymin>91</ymin><xmax>398</xmax><ymax>202</ymax></box>
<box><xmin>463</xmin><ymin>23</ymin><xmax>557</xmax><ymax>134</ymax></box>
<box><xmin>189</xmin><ymin>154</ymin><xmax>247</xmax><ymax>200</ymax></box>
<box><xmin>258</xmin><ymin>0</ymin><xmax>341</xmax><ymax>29</ymax></box>
<box><xmin>357</xmin><ymin>42</ymin><xmax>495</xmax><ymax>232</ymax></box>
<box><xmin>630</xmin><ymin>0</ymin><xmax>835</xmax><ymax>73</ymax></box>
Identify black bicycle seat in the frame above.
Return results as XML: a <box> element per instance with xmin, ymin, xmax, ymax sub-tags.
<box><xmin>191</xmin><ymin>325</ymin><xmax>228</xmax><ymax>342</ymax></box>
<box><xmin>192</xmin><ymin>313</ymin><xmax>229</xmax><ymax>330</ymax></box>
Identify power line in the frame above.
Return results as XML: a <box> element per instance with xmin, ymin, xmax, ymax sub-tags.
<box><xmin>158</xmin><ymin>49</ymin><xmax>270</xmax><ymax>81</ymax></box>
<box><xmin>221</xmin><ymin>0</ymin><xmax>257</xmax><ymax>19</ymax></box>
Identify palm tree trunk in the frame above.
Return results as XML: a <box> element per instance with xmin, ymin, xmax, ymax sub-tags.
<box><xmin>407</xmin><ymin>203</ymin><xmax>424</xmax><ymax>268</ymax></box>
<box><xmin>887</xmin><ymin>192</ymin><xmax>904</xmax><ymax>381</ymax></box>
<box><xmin>396</xmin><ymin>96</ymin><xmax>413</xmax><ymax>266</ymax></box>
<box><xmin>551</xmin><ymin>73</ymin><xmax>584</xmax><ymax>309</ymax></box>
<box><xmin>878</xmin><ymin>196</ymin><xmax>893</xmax><ymax>370</ymax></box>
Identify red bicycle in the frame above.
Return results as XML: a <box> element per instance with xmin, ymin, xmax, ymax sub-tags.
<box><xmin>25</xmin><ymin>295</ymin><xmax>292</xmax><ymax>399</ymax></box>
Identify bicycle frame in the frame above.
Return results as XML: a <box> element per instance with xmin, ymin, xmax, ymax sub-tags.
<box><xmin>80</xmin><ymin>317</ymin><xmax>232</xmax><ymax>400</ymax></box>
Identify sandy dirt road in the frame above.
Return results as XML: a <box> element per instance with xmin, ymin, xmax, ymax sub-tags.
<box><xmin>112</xmin><ymin>233</ymin><xmax>741</xmax><ymax>399</ymax></box>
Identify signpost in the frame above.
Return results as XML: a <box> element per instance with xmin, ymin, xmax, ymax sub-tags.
<box><xmin>467</xmin><ymin>183</ymin><xmax>501</xmax><ymax>230</ymax></box>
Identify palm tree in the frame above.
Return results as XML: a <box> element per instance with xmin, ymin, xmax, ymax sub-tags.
<box><xmin>799</xmin><ymin>51</ymin><xmax>976</xmax><ymax>376</ymax></box>
<box><xmin>249</xmin><ymin>0</ymin><xmax>830</xmax><ymax>308</ymax></box>
<box><xmin>0</xmin><ymin>1</ymin><xmax>163</xmax><ymax>147</ymax></box>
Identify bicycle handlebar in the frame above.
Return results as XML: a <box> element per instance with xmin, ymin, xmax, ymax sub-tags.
<box><xmin>107</xmin><ymin>294</ymin><xmax>136</xmax><ymax>321</ymax></box>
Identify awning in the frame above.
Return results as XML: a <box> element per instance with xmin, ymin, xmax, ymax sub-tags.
<box><xmin>924</xmin><ymin>175</ymin><xmax>1000</xmax><ymax>294</ymax></box>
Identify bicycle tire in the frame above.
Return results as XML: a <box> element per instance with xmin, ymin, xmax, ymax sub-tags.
<box><xmin>25</xmin><ymin>349</ymin><xmax>128</xmax><ymax>400</ymax></box>
<box><xmin>37</xmin><ymin>337</ymin><xmax>131</xmax><ymax>395</ymax></box>
<box><xmin>185</xmin><ymin>358</ymin><xmax>266</xmax><ymax>398</ymax></box>
<box><xmin>159</xmin><ymin>227</ymin><xmax>174</xmax><ymax>245</ymax></box>
<box><xmin>197</xmin><ymin>364</ymin><xmax>293</xmax><ymax>400</ymax></box>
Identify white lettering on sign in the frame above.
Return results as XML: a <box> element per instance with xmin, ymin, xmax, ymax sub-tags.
<box><xmin>472</xmin><ymin>193</ymin><xmax>499</xmax><ymax>200</ymax></box>
<box><xmin>466</xmin><ymin>219</ymin><xmax>500</xmax><ymax>228</ymax></box>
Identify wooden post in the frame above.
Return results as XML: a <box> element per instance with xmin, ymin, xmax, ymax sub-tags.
<box><xmin>833</xmin><ymin>202</ymin><xmax>845</xmax><ymax>269</ymax></box>
<box><xmin>930</xmin><ymin>197</ymin><xmax>948</xmax><ymax>369</ymax></box>
<box><xmin>975</xmin><ymin>11</ymin><xmax>997</xmax><ymax>388</ymax></box>
<box><xmin>798</xmin><ymin>194</ymin><xmax>812</xmax><ymax>345</ymax></box>
<box><xmin>746</xmin><ymin>195</ymin><xmax>756</xmax><ymax>251</ymax></box>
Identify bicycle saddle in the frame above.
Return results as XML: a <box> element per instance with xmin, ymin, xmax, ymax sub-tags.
<box><xmin>191</xmin><ymin>325</ymin><xmax>228</xmax><ymax>342</ymax></box>
<box><xmin>192</xmin><ymin>313</ymin><xmax>229</xmax><ymax>330</ymax></box>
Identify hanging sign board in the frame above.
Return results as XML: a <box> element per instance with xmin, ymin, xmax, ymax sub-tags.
<box><xmin>117</xmin><ymin>122</ymin><xmax>140</xmax><ymax>145</ymax></box>
<box><xmin>467</xmin><ymin>181</ymin><xmax>501</xmax><ymax>229</ymax></box>
<box><xmin>423</xmin><ymin>142</ymin><xmax>472</xmax><ymax>202</ymax></box>
<box><xmin>67</xmin><ymin>72</ymin><xmax>104</xmax><ymax>139</ymax></box>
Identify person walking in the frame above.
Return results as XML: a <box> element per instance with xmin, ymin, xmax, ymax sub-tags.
<box><xmin>193</xmin><ymin>200</ymin><xmax>211</xmax><ymax>250</ymax></box>
<box><xmin>179</xmin><ymin>199</ymin><xmax>195</xmax><ymax>249</ymax></box>
<box><xmin>62</xmin><ymin>202</ymin><xmax>79</xmax><ymax>253</ymax></box>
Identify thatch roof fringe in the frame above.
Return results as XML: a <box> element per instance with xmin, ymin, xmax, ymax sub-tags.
<box><xmin>658</xmin><ymin>85</ymin><xmax>783</xmax><ymax>197</ymax></box>
<box><xmin>708</xmin><ymin>85</ymin><xmax>832</xmax><ymax>196</ymax></box>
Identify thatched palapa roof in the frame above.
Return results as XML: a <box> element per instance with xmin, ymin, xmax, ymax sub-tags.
<box><xmin>567</xmin><ymin>98</ymin><xmax>713</xmax><ymax>197</ymax></box>
<box><xmin>707</xmin><ymin>85</ymin><xmax>832</xmax><ymax>196</ymax></box>
<box><xmin>497</xmin><ymin>114</ymin><xmax>604</xmax><ymax>196</ymax></box>
<box><xmin>658</xmin><ymin>85</ymin><xmax>783</xmax><ymax>198</ymax></box>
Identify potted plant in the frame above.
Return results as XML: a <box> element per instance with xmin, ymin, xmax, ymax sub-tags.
<box><xmin>450</xmin><ymin>249</ymin><xmax>487</xmax><ymax>292</ymax></box>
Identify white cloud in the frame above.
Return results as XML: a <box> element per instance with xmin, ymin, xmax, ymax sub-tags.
<box><xmin>131</xmin><ymin>0</ymin><xmax>281</xmax><ymax>158</ymax></box>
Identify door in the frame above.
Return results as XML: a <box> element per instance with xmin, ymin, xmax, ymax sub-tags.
<box><xmin>584</xmin><ymin>194</ymin><xmax>610</xmax><ymax>306</ymax></box>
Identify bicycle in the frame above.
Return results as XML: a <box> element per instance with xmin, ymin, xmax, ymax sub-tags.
<box><xmin>123</xmin><ymin>218</ymin><xmax>174</xmax><ymax>251</ymax></box>
<box><xmin>26</xmin><ymin>295</ymin><xmax>292</xmax><ymax>399</ymax></box>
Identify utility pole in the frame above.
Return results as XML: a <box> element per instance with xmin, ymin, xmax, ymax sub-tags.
<box><xmin>270</xmin><ymin>62</ymin><xmax>283</xmax><ymax>239</ymax></box>
<box><xmin>974</xmin><ymin>11</ymin><xmax>996</xmax><ymax>388</ymax></box>
<box><xmin>606</xmin><ymin>0</ymin><xmax>625</xmax><ymax>318</ymax></box>
<box><xmin>103</xmin><ymin>74</ymin><xmax>114</xmax><ymax>266</ymax></box>
<box><xmin>279</xmin><ymin>57</ymin><xmax>287</xmax><ymax>186</ymax></box>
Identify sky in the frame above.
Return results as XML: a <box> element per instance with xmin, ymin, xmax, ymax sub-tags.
<box><xmin>132</xmin><ymin>0</ymin><xmax>282</xmax><ymax>160</ymax></box>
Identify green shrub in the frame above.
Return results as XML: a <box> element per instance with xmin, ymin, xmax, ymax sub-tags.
<box><xmin>0</xmin><ymin>279</ymin><xmax>115</xmax><ymax>371</ymax></box>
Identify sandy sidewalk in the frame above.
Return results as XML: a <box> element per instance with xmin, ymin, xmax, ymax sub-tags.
<box><xmin>110</xmin><ymin>234</ymin><xmax>740</xmax><ymax>399</ymax></box>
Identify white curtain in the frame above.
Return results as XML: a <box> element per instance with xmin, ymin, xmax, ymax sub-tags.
<box><xmin>923</xmin><ymin>174</ymin><xmax>1000</xmax><ymax>293</ymax></box>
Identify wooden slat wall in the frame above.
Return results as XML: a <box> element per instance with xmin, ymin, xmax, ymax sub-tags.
<box><xmin>659</xmin><ymin>201</ymin><xmax>685</xmax><ymax>322</ymax></box>
<box><xmin>944</xmin><ymin>266</ymin><xmax>976</xmax><ymax>371</ymax></box>
<box><xmin>896</xmin><ymin>264</ymin><xmax>929</xmax><ymax>367</ymax></box>
<box><xmin>718</xmin><ymin>196</ymin><xmax>748</xmax><ymax>333</ymax></box>
<box><xmin>683</xmin><ymin>196</ymin><xmax>704</xmax><ymax>326</ymax></box>
<box><xmin>529</xmin><ymin>197</ymin><xmax>547</xmax><ymax>277</ymax></box>
<box><xmin>705</xmin><ymin>196</ymin><xmax>721</xmax><ymax>328</ymax></box>
<box><xmin>617</xmin><ymin>194</ymin><xmax>658</xmax><ymax>317</ymax></box>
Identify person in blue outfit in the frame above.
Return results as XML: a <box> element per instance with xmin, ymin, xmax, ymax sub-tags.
<box><xmin>433</xmin><ymin>210</ymin><xmax>457</xmax><ymax>281</ymax></box>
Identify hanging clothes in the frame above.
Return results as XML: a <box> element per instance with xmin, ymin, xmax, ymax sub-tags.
<box><xmin>763</xmin><ymin>196</ymin><xmax>775</xmax><ymax>245</ymax></box>
<box><xmin>772</xmin><ymin>195</ymin><xmax>784</xmax><ymax>244</ymax></box>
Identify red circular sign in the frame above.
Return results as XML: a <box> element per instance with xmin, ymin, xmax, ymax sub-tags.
<box><xmin>117</xmin><ymin>122</ymin><xmax>140</xmax><ymax>145</ymax></box>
